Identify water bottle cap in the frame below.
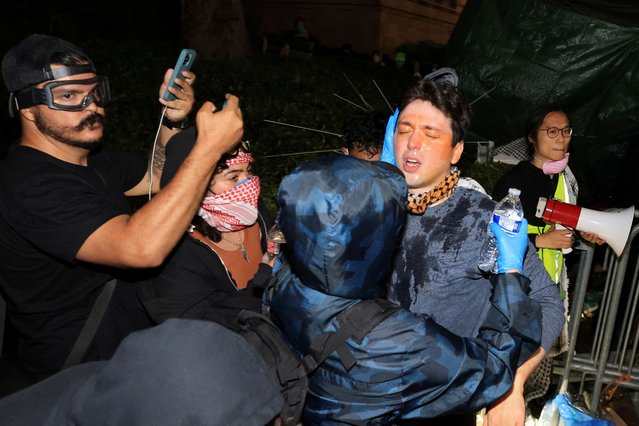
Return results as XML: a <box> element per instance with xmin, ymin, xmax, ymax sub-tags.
<box><xmin>508</xmin><ymin>188</ymin><xmax>521</xmax><ymax>197</ymax></box>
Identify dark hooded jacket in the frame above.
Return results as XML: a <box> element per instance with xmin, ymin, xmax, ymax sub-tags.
<box><xmin>0</xmin><ymin>319</ymin><xmax>283</xmax><ymax>426</ymax></box>
<box><xmin>269</xmin><ymin>155</ymin><xmax>541</xmax><ymax>425</ymax></box>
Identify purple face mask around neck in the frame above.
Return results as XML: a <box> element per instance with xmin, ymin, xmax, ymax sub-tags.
<box><xmin>539</xmin><ymin>153</ymin><xmax>569</xmax><ymax>175</ymax></box>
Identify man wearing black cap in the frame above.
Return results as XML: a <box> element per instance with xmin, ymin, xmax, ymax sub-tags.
<box><xmin>0</xmin><ymin>34</ymin><xmax>244</xmax><ymax>381</ymax></box>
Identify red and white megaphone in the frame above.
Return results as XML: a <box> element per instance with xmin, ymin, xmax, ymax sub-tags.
<box><xmin>536</xmin><ymin>198</ymin><xmax>635</xmax><ymax>256</ymax></box>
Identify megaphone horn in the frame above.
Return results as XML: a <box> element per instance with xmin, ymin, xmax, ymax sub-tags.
<box><xmin>536</xmin><ymin>198</ymin><xmax>635</xmax><ymax>257</ymax></box>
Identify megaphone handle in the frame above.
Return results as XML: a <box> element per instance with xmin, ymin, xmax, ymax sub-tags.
<box><xmin>555</xmin><ymin>224</ymin><xmax>575</xmax><ymax>254</ymax></box>
<box><xmin>556</xmin><ymin>223</ymin><xmax>576</xmax><ymax>234</ymax></box>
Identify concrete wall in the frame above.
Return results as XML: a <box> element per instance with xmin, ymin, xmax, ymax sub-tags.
<box><xmin>244</xmin><ymin>0</ymin><xmax>466</xmax><ymax>56</ymax></box>
<box><xmin>379</xmin><ymin>0</ymin><xmax>464</xmax><ymax>52</ymax></box>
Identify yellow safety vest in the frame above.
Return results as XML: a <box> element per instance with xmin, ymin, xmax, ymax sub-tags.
<box><xmin>527</xmin><ymin>173</ymin><xmax>567</xmax><ymax>299</ymax></box>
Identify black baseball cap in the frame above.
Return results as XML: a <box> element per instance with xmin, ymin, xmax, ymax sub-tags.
<box><xmin>1</xmin><ymin>34</ymin><xmax>96</xmax><ymax>94</ymax></box>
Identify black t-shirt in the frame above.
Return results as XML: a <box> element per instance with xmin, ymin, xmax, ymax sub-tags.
<box><xmin>136</xmin><ymin>203</ymin><xmax>274</xmax><ymax>331</ymax></box>
<box><xmin>0</xmin><ymin>144</ymin><xmax>147</xmax><ymax>379</ymax></box>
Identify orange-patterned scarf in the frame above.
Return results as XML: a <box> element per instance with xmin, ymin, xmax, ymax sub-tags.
<box><xmin>406</xmin><ymin>168</ymin><xmax>460</xmax><ymax>215</ymax></box>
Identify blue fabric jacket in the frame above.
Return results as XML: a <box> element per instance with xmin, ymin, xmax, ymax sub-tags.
<box><xmin>269</xmin><ymin>156</ymin><xmax>542</xmax><ymax>425</ymax></box>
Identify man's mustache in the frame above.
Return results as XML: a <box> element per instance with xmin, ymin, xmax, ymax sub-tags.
<box><xmin>74</xmin><ymin>113</ymin><xmax>105</xmax><ymax>131</ymax></box>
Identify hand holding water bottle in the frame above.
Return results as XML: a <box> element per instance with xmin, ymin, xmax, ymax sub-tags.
<box><xmin>491</xmin><ymin>217</ymin><xmax>529</xmax><ymax>273</ymax></box>
<box><xmin>478</xmin><ymin>188</ymin><xmax>525</xmax><ymax>273</ymax></box>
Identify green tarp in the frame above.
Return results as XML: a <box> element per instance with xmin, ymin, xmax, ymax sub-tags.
<box><xmin>445</xmin><ymin>0</ymin><xmax>639</xmax><ymax>204</ymax></box>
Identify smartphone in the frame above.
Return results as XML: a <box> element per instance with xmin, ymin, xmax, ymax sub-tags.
<box><xmin>161</xmin><ymin>48</ymin><xmax>197</xmax><ymax>101</ymax></box>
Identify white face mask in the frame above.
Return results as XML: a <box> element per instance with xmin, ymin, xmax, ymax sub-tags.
<box><xmin>540</xmin><ymin>153</ymin><xmax>569</xmax><ymax>175</ymax></box>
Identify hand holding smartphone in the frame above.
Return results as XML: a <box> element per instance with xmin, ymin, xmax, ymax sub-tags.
<box><xmin>162</xmin><ymin>49</ymin><xmax>197</xmax><ymax>101</ymax></box>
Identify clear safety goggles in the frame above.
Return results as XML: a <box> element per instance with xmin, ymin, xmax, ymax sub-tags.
<box><xmin>10</xmin><ymin>76</ymin><xmax>111</xmax><ymax>116</ymax></box>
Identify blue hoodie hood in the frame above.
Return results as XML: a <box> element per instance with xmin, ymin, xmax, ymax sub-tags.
<box><xmin>276</xmin><ymin>155</ymin><xmax>407</xmax><ymax>299</ymax></box>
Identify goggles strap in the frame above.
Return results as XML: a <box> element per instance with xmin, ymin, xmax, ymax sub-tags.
<box><xmin>12</xmin><ymin>89</ymin><xmax>46</xmax><ymax>112</ymax></box>
<box><xmin>47</xmin><ymin>64</ymin><xmax>96</xmax><ymax>81</ymax></box>
<box><xmin>8</xmin><ymin>93</ymin><xmax>15</xmax><ymax>118</ymax></box>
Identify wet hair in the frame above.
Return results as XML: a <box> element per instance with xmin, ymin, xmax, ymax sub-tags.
<box><xmin>399</xmin><ymin>79</ymin><xmax>472</xmax><ymax>146</ymax></box>
<box><xmin>525</xmin><ymin>104</ymin><xmax>570</xmax><ymax>155</ymax></box>
<box><xmin>342</xmin><ymin>111</ymin><xmax>387</xmax><ymax>158</ymax></box>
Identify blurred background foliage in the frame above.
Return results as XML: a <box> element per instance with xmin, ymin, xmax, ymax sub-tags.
<box><xmin>0</xmin><ymin>2</ymin><xmax>511</xmax><ymax>212</ymax></box>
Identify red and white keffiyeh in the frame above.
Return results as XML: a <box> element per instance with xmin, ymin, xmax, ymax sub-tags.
<box><xmin>198</xmin><ymin>175</ymin><xmax>261</xmax><ymax>232</ymax></box>
<box><xmin>225</xmin><ymin>149</ymin><xmax>253</xmax><ymax>166</ymax></box>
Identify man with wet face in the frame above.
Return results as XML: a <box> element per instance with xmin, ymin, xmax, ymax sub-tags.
<box><xmin>0</xmin><ymin>34</ymin><xmax>244</xmax><ymax>381</ymax></box>
<box><xmin>382</xmin><ymin>74</ymin><xmax>565</xmax><ymax>425</ymax></box>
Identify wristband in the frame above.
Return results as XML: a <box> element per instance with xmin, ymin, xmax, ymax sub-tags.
<box><xmin>162</xmin><ymin>115</ymin><xmax>189</xmax><ymax>130</ymax></box>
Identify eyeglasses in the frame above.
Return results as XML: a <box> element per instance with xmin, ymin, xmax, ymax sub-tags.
<box><xmin>227</xmin><ymin>140</ymin><xmax>251</xmax><ymax>156</ymax></box>
<box><xmin>539</xmin><ymin>127</ymin><xmax>573</xmax><ymax>138</ymax></box>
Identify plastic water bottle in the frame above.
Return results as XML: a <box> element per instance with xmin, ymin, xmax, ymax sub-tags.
<box><xmin>478</xmin><ymin>188</ymin><xmax>524</xmax><ymax>273</ymax></box>
<box><xmin>266</xmin><ymin>222</ymin><xmax>286</xmax><ymax>261</ymax></box>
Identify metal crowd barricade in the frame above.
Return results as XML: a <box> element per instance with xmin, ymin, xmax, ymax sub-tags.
<box><xmin>556</xmin><ymin>211</ymin><xmax>639</xmax><ymax>413</ymax></box>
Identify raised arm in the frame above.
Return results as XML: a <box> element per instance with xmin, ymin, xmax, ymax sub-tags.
<box><xmin>77</xmin><ymin>97</ymin><xmax>243</xmax><ymax>268</ymax></box>
<box><xmin>126</xmin><ymin>69</ymin><xmax>197</xmax><ymax>197</ymax></box>
<box><xmin>485</xmin><ymin>234</ymin><xmax>564</xmax><ymax>426</ymax></box>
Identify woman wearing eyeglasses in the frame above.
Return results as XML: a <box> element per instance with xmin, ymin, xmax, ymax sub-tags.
<box><xmin>492</xmin><ymin>104</ymin><xmax>604</xmax><ymax>403</ymax></box>
<box><xmin>135</xmin><ymin>127</ymin><xmax>275</xmax><ymax>331</ymax></box>
<box><xmin>495</xmin><ymin>105</ymin><xmax>604</xmax><ymax>283</ymax></box>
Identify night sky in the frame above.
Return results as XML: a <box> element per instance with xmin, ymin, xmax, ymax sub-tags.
<box><xmin>0</xmin><ymin>0</ymin><xmax>182</xmax><ymax>51</ymax></box>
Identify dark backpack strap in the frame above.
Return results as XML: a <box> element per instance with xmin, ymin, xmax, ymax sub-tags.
<box><xmin>0</xmin><ymin>291</ymin><xmax>5</xmax><ymax>356</ymax></box>
<box><xmin>237</xmin><ymin>309</ymin><xmax>307</xmax><ymax>426</ymax></box>
<box><xmin>237</xmin><ymin>309</ymin><xmax>304</xmax><ymax>385</ymax></box>
<box><xmin>306</xmin><ymin>299</ymin><xmax>400</xmax><ymax>372</ymax></box>
<box><xmin>260</xmin><ymin>275</ymin><xmax>278</xmax><ymax>316</ymax></box>
<box><xmin>62</xmin><ymin>278</ymin><xmax>117</xmax><ymax>369</ymax></box>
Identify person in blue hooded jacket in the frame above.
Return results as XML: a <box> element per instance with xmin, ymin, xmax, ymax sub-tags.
<box><xmin>269</xmin><ymin>155</ymin><xmax>542</xmax><ymax>425</ymax></box>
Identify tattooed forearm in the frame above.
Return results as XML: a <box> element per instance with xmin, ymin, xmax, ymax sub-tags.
<box><xmin>152</xmin><ymin>141</ymin><xmax>167</xmax><ymax>173</ymax></box>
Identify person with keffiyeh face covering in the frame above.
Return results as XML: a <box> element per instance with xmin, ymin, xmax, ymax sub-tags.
<box><xmin>380</xmin><ymin>71</ymin><xmax>564</xmax><ymax>426</ymax></box>
<box><xmin>136</xmin><ymin>127</ymin><xmax>275</xmax><ymax>332</ymax></box>
<box><xmin>195</xmin><ymin>142</ymin><xmax>263</xmax><ymax>269</ymax></box>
